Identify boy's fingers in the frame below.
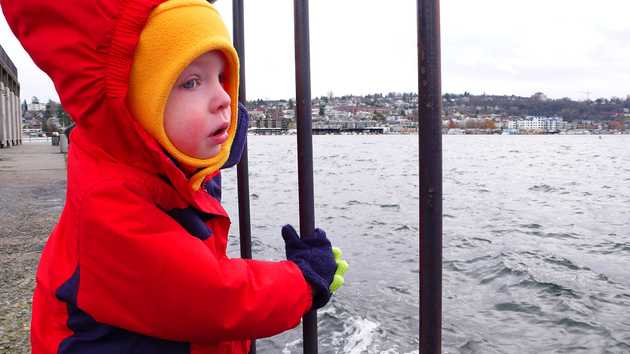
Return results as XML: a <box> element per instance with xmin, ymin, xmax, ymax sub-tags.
<box><xmin>281</xmin><ymin>224</ymin><xmax>300</xmax><ymax>242</ymax></box>
<box><xmin>332</xmin><ymin>247</ymin><xmax>342</xmax><ymax>260</ymax></box>
<box><xmin>329</xmin><ymin>274</ymin><xmax>345</xmax><ymax>293</ymax></box>
<box><xmin>314</xmin><ymin>228</ymin><xmax>328</xmax><ymax>240</ymax></box>
<box><xmin>336</xmin><ymin>260</ymin><xmax>349</xmax><ymax>276</ymax></box>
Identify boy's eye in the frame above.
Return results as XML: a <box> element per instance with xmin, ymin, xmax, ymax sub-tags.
<box><xmin>181</xmin><ymin>78</ymin><xmax>201</xmax><ymax>89</ymax></box>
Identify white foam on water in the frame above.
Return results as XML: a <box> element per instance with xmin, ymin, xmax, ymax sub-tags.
<box><xmin>318</xmin><ymin>303</ymin><xmax>339</xmax><ymax>317</ymax></box>
<box><xmin>342</xmin><ymin>317</ymin><xmax>380</xmax><ymax>354</ymax></box>
<box><xmin>281</xmin><ymin>338</ymin><xmax>302</xmax><ymax>354</ymax></box>
<box><xmin>377</xmin><ymin>348</ymin><xmax>420</xmax><ymax>354</ymax></box>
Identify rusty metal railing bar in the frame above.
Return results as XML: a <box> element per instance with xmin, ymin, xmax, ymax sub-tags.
<box><xmin>293</xmin><ymin>0</ymin><xmax>318</xmax><ymax>353</ymax></box>
<box><xmin>231</xmin><ymin>1</ymin><xmax>255</xmax><ymax>353</ymax></box>
<box><xmin>418</xmin><ymin>0</ymin><xmax>443</xmax><ymax>353</ymax></box>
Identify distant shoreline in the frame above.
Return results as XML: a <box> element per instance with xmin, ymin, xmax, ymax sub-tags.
<box><xmin>245</xmin><ymin>130</ymin><xmax>629</xmax><ymax>136</ymax></box>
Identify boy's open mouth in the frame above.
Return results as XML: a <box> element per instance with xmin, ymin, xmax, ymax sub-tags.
<box><xmin>207</xmin><ymin>122</ymin><xmax>230</xmax><ymax>145</ymax></box>
<box><xmin>210</xmin><ymin>122</ymin><xmax>229</xmax><ymax>138</ymax></box>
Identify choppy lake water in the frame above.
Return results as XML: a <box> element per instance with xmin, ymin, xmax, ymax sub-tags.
<box><xmin>221</xmin><ymin>135</ymin><xmax>630</xmax><ymax>353</ymax></box>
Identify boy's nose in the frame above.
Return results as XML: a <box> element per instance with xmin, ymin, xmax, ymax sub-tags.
<box><xmin>209</xmin><ymin>81</ymin><xmax>231</xmax><ymax>114</ymax></box>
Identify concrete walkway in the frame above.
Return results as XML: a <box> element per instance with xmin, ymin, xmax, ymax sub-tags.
<box><xmin>0</xmin><ymin>142</ymin><xmax>66</xmax><ymax>352</ymax></box>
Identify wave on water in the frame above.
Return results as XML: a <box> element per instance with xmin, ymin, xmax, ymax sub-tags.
<box><xmin>339</xmin><ymin>317</ymin><xmax>380</xmax><ymax>354</ymax></box>
<box><xmin>281</xmin><ymin>338</ymin><xmax>302</xmax><ymax>354</ymax></box>
<box><xmin>493</xmin><ymin>302</ymin><xmax>542</xmax><ymax>314</ymax></box>
<box><xmin>520</xmin><ymin>223</ymin><xmax>542</xmax><ymax>229</ymax></box>
<box><xmin>542</xmin><ymin>255</ymin><xmax>585</xmax><ymax>271</ymax></box>
<box><xmin>528</xmin><ymin>184</ymin><xmax>563</xmax><ymax>193</ymax></box>
<box><xmin>589</xmin><ymin>241</ymin><xmax>630</xmax><ymax>255</ymax></box>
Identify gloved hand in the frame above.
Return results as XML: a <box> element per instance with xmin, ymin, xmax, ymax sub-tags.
<box><xmin>282</xmin><ymin>224</ymin><xmax>349</xmax><ymax>310</ymax></box>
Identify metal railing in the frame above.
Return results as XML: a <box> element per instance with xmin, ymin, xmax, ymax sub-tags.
<box><xmin>292</xmin><ymin>1</ymin><xmax>318</xmax><ymax>353</ymax></box>
<box><xmin>230</xmin><ymin>2</ymin><xmax>255</xmax><ymax>353</ymax></box>
<box><xmin>418</xmin><ymin>1</ymin><xmax>443</xmax><ymax>353</ymax></box>
<box><xmin>228</xmin><ymin>1</ymin><xmax>443</xmax><ymax>353</ymax></box>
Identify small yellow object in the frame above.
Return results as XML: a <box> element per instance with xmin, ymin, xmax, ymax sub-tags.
<box><xmin>329</xmin><ymin>247</ymin><xmax>349</xmax><ymax>293</ymax></box>
<box><xmin>337</xmin><ymin>260</ymin><xmax>349</xmax><ymax>276</ymax></box>
<box><xmin>330</xmin><ymin>275</ymin><xmax>345</xmax><ymax>293</ymax></box>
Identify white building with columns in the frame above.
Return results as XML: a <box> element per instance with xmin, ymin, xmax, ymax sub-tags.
<box><xmin>1</xmin><ymin>44</ymin><xmax>21</xmax><ymax>148</ymax></box>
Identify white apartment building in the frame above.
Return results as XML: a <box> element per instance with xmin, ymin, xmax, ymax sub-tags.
<box><xmin>507</xmin><ymin>116</ymin><xmax>566</xmax><ymax>132</ymax></box>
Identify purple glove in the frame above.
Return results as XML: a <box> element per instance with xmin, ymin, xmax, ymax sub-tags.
<box><xmin>281</xmin><ymin>224</ymin><xmax>336</xmax><ymax>310</ymax></box>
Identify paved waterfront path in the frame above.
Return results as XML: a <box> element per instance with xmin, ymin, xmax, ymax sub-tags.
<box><xmin>0</xmin><ymin>143</ymin><xmax>66</xmax><ymax>353</ymax></box>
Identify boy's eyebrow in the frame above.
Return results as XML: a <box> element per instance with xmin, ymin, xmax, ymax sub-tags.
<box><xmin>182</xmin><ymin>61</ymin><xmax>204</xmax><ymax>72</ymax></box>
<box><xmin>181</xmin><ymin>56</ymin><xmax>226</xmax><ymax>76</ymax></box>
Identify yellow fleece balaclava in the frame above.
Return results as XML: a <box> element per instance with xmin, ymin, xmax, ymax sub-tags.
<box><xmin>128</xmin><ymin>0</ymin><xmax>239</xmax><ymax>191</ymax></box>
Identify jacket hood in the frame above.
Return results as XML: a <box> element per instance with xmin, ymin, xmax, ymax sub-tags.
<box><xmin>1</xmin><ymin>0</ymin><xmax>240</xmax><ymax>196</ymax></box>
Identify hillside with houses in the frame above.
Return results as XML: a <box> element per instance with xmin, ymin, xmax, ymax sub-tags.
<box><xmin>21</xmin><ymin>92</ymin><xmax>630</xmax><ymax>136</ymax></box>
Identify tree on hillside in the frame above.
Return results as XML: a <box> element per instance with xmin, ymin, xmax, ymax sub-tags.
<box><xmin>45</xmin><ymin>117</ymin><xmax>60</xmax><ymax>132</ymax></box>
<box><xmin>56</xmin><ymin>104</ymin><xmax>72</xmax><ymax>127</ymax></box>
<box><xmin>44</xmin><ymin>99</ymin><xmax>55</xmax><ymax>120</ymax></box>
<box><xmin>609</xmin><ymin>120</ymin><xmax>625</xmax><ymax>130</ymax></box>
<box><xmin>373</xmin><ymin>111</ymin><xmax>386</xmax><ymax>122</ymax></box>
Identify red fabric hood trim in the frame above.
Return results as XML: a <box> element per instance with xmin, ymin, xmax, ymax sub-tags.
<box><xmin>107</xmin><ymin>0</ymin><xmax>163</xmax><ymax>99</ymax></box>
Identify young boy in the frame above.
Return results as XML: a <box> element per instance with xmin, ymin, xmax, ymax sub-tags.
<box><xmin>1</xmin><ymin>0</ymin><xmax>348</xmax><ymax>353</ymax></box>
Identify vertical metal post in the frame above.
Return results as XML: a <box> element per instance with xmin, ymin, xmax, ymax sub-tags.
<box><xmin>293</xmin><ymin>0</ymin><xmax>318</xmax><ymax>353</ymax></box>
<box><xmin>418</xmin><ymin>0</ymin><xmax>443</xmax><ymax>353</ymax></box>
<box><xmin>231</xmin><ymin>1</ymin><xmax>255</xmax><ymax>353</ymax></box>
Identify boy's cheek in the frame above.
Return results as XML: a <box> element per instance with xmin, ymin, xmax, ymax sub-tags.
<box><xmin>188</xmin><ymin>118</ymin><xmax>208</xmax><ymax>136</ymax></box>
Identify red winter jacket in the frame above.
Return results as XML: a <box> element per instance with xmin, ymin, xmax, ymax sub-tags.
<box><xmin>0</xmin><ymin>1</ymin><xmax>312</xmax><ymax>353</ymax></box>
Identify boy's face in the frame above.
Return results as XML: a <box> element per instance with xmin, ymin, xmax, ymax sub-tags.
<box><xmin>164</xmin><ymin>51</ymin><xmax>231</xmax><ymax>160</ymax></box>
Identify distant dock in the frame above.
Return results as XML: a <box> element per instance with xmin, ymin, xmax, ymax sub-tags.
<box><xmin>249</xmin><ymin>127</ymin><xmax>387</xmax><ymax>135</ymax></box>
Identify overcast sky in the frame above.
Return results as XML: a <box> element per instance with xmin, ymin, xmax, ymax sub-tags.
<box><xmin>1</xmin><ymin>0</ymin><xmax>628</xmax><ymax>103</ymax></box>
